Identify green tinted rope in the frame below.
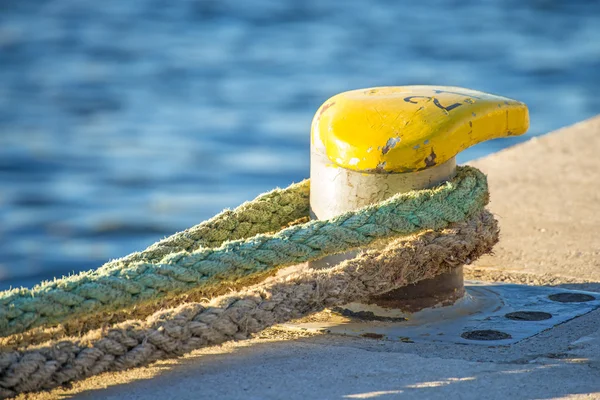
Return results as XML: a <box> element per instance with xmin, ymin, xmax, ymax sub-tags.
<box><xmin>0</xmin><ymin>166</ymin><xmax>488</xmax><ymax>338</ymax></box>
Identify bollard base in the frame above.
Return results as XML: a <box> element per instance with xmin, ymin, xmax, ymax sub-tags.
<box><xmin>336</xmin><ymin>268</ymin><xmax>464</xmax><ymax>319</ymax></box>
<box><xmin>279</xmin><ymin>282</ymin><xmax>600</xmax><ymax>345</ymax></box>
<box><xmin>367</xmin><ymin>267</ymin><xmax>465</xmax><ymax>313</ymax></box>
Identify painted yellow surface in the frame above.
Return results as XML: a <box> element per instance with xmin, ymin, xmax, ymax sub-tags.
<box><xmin>312</xmin><ymin>86</ymin><xmax>529</xmax><ymax>172</ymax></box>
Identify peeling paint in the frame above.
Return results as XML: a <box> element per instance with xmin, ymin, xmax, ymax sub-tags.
<box><xmin>424</xmin><ymin>148</ymin><xmax>437</xmax><ymax>167</ymax></box>
<box><xmin>348</xmin><ymin>157</ymin><xmax>360</xmax><ymax>166</ymax></box>
<box><xmin>382</xmin><ymin>137</ymin><xmax>401</xmax><ymax>154</ymax></box>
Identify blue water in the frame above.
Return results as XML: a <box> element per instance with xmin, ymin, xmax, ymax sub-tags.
<box><xmin>1</xmin><ymin>0</ymin><xmax>599</xmax><ymax>289</ymax></box>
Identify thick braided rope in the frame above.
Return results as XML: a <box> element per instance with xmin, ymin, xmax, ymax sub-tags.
<box><xmin>0</xmin><ymin>211</ymin><xmax>498</xmax><ymax>398</ymax></box>
<box><xmin>0</xmin><ymin>181</ymin><xmax>310</xmax><ymax>348</ymax></box>
<box><xmin>101</xmin><ymin>180</ymin><xmax>311</xmax><ymax>266</ymax></box>
<box><xmin>0</xmin><ymin>166</ymin><xmax>487</xmax><ymax>338</ymax></box>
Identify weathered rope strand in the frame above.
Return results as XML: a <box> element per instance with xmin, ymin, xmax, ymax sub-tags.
<box><xmin>0</xmin><ymin>210</ymin><xmax>499</xmax><ymax>398</ymax></box>
<box><xmin>0</xmin><ymin>166</ymin><xmax>488</xmax><ymax>338</ymax></box>
<box><xmin>102</xmin><ymin>179</ymin><xmax>311</xmax><ymax>266</ymax></box>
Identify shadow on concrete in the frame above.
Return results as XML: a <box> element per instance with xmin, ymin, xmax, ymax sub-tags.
<box><xmin>52</xmin><ymin>313</ymin><xmax>600</xmax><ymax>400</ymax></box>
<box><xmin>25</xmin><ymin>282</ymin><xmax>600</xmax><ymax>399</ymax></box>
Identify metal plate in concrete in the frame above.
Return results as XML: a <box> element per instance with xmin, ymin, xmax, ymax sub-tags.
<box><xmin>281</xmin><ymin>281</ymin><xmax>600</xmax><ymax>345</ymax></box>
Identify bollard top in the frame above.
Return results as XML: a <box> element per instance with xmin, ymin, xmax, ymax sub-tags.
<box><xmin>311</xmin><ymin>86</ymin><xmax>529</xmax><ymax>173</ymax></box>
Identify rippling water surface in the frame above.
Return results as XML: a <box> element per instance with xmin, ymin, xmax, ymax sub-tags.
<box><xmin>1</xmin><ymin>0</ymin><xmax>599</xmax><ymax>289</ymax></box>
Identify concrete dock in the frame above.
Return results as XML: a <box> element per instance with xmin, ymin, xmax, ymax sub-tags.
<box><xmin>23</xmin><ymin>116</ymin><xmax>600</xmax><ymax>400</ymax></box>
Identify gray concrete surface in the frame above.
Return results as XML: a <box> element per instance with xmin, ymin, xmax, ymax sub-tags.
<box><xmin>469</xmin><ymin>116</ymin><xmax>600</xmax><ymax>283</ymax></box>
<box><xmin>25</xmin><ymin>116</ymin><xmax>600</xmax><ymax>400</ymax></box>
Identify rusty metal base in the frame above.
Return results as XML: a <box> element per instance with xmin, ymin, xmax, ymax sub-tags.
<box><xmin>337</xmin><ymin>268</ymin><xmax>465</xmax><ymax>319</ymax></box>
<box><xmin>368</xmin><ymin>267</ymin><xmax>464</xmax><ymax>313</ymax></box>
<box><xmin>280</xmin><ymin>281</ymin><xmax>600</xmax><ymax>345</ymax></box>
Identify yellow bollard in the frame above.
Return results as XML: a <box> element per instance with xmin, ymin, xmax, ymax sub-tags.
<box><xmin>310</xmin><ymin>86</ymin><xmax>529</xmax><ymax>315</ymax></box>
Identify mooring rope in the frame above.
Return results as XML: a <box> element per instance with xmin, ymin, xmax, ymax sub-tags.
<box><xmin>0</xmin><ymin>165</ymin><xmax>500</xmax><ymax>398</ymax></box>
<box><xmin>0</xmin><ymin>210</ymin><xmax>498</xmax><ymax>397</ymax></box>
<box><xmin>0</xmin><ymin>166</ymin><xmax>488</xmax><ymax>339</ymax></box>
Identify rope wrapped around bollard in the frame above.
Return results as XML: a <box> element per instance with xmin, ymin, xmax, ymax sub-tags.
<box><xmin>0</xmin><ymin>166</ymin><xmax>498</xmax><ymax>397</ymax></box>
